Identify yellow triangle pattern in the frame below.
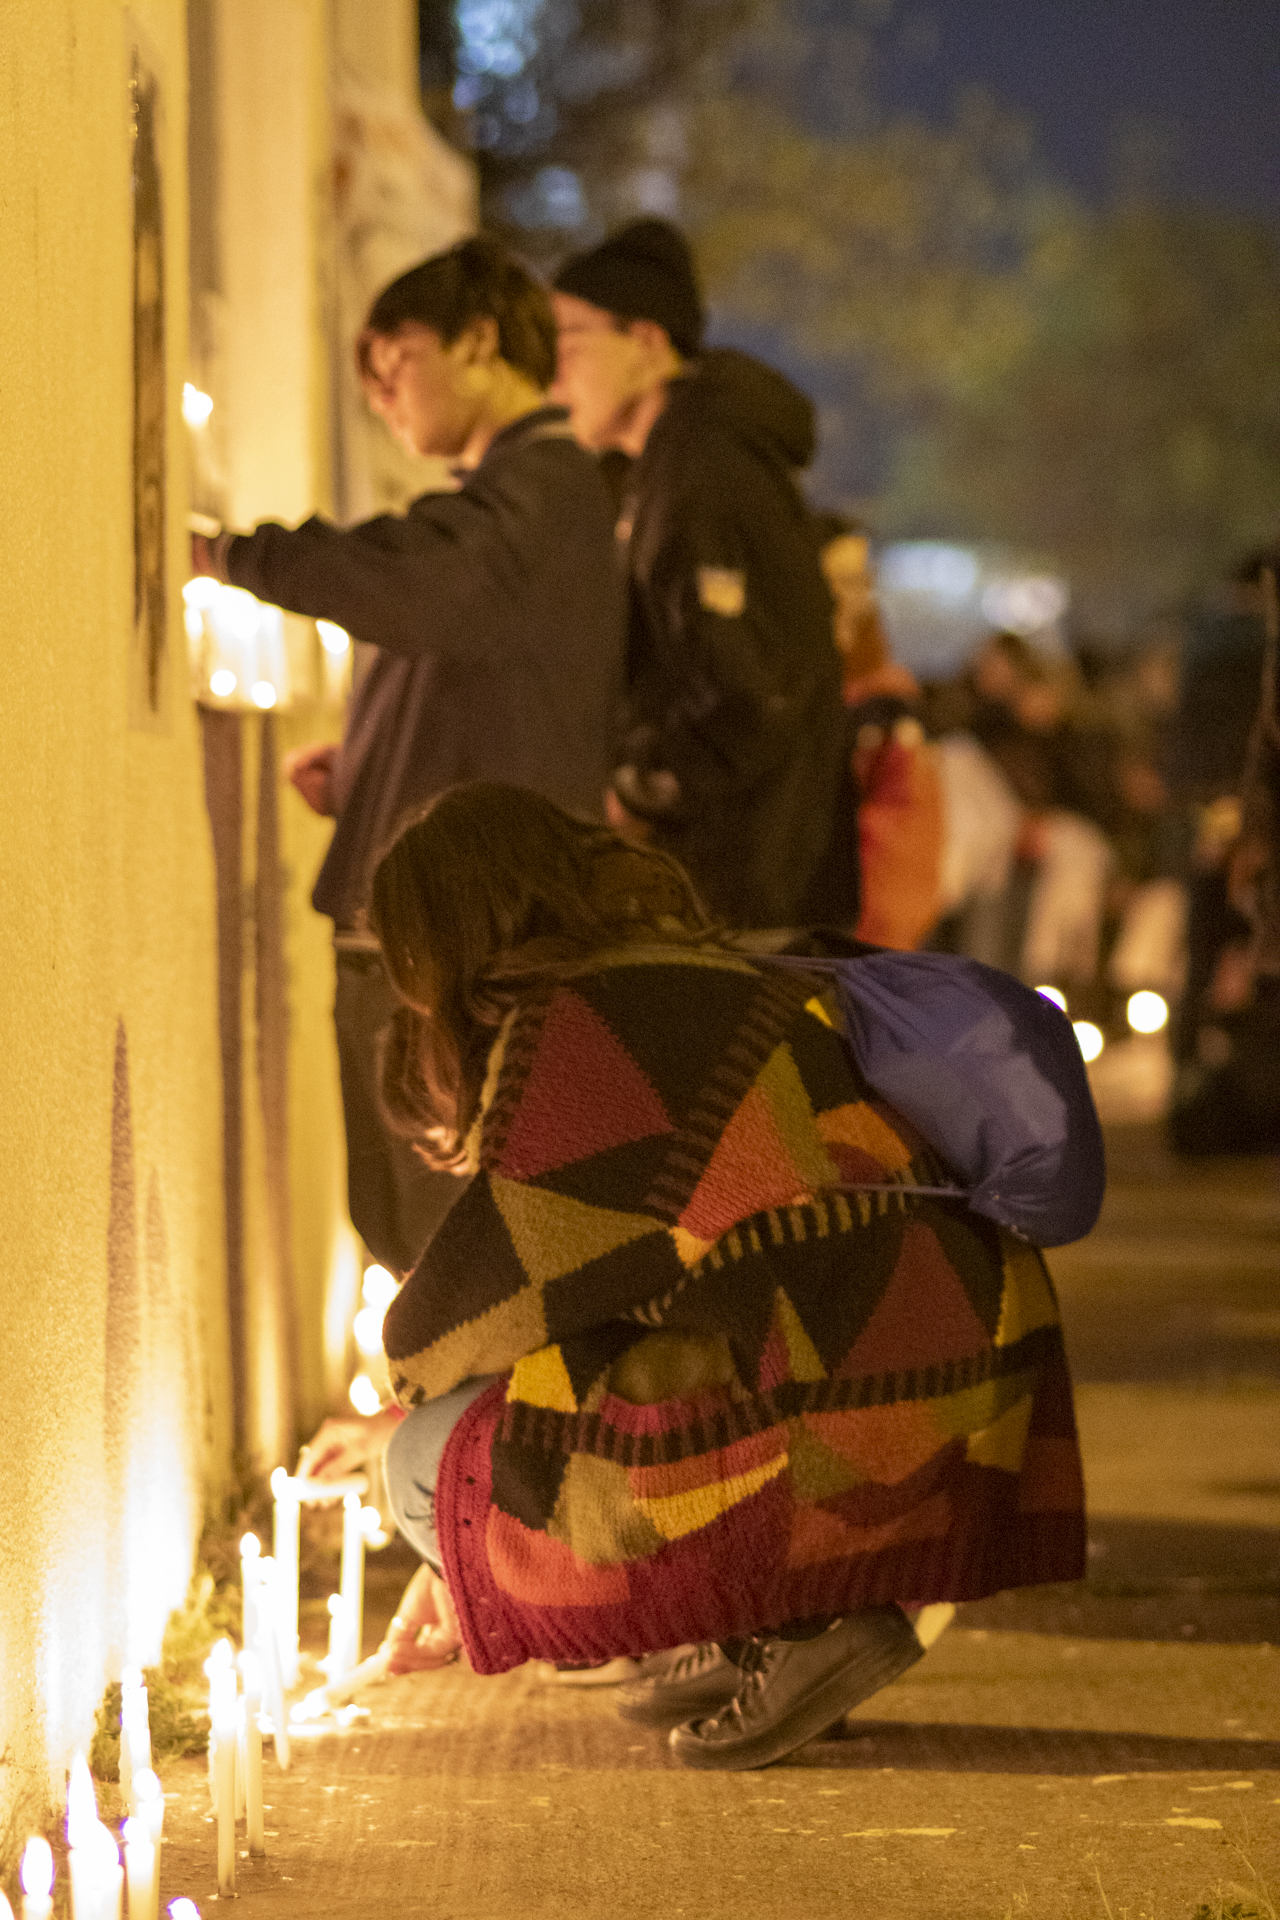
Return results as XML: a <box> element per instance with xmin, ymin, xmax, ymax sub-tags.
<box><xmin>670</xmin><ymin>1223</ymin><xmax>716</xmax><ymax>1268</ymax></box>
<box><xmin>965</xmin><ymin>1392</ymin><xmax>1034</xmax><ymax>1471</ymax></box>
<box><xmin>994</xmin><ymin>1241</ymin><xmax>1060</xmax><ymax>1347</ymax></box>
<box><xmin>490</xmin><ymin>1174</ymin><xmax>662</xmax><ymax>1286</ymax></box>
<box><xmin>756</xmin><ymin>1043</ymin><xmax>841</xmax><ymax>1193</ymax></box>
<box><xmin>774</xmin><ymin>1288</ymin><xmax>828</xmax><ymax>1382</ymax></box>
<box><xmin>507</xmin><ymin>1343</ymin><xmax>579</xmax><ymax>1413</ymax></box>
<box><xmin>805</xmin><ymin>995</ymin><xmax>834</xmax><ymax>1028</ymax></box>
<box><xmin>635</xmin><ymin>1448</ymin><xmax>789</xmax><ymax>1541</ymax></box>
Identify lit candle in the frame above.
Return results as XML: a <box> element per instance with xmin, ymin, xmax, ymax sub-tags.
<box><xmin>119</xmin><ymin>1668</ymin><xmax>151</xmax><ymax>1815</ymax></box>
<box><xmin>133</xmin><ymin>1767</ymin><xmax>164</xmax><ymax>1847</ymax></box>
<box><xmin>203</xmin><ymin>1640</ymin><xmax>236</xmax><ymax>1898</ymax></box>
<box><xmin>122</xmin><ymin>1818</ymin><xmax>155</xmax><ymax>1920</ymax></box>
<box><xmin>322</xmin><ymin>1593</ymin><xmax>348</xmax><ymax>1680</ymax></box>
<box><xmin>20</xmin><ymin>1837</ymin><xmax>54</xmax><ymax>1920</ymax></box>
<box><xmin>131</xmin><ymin>1769</ymin><xmax>163</xmax><ymax>1920</ymax></box>
<box><xmin>233</xmin><ymin>1697</ymin><xmax>246</xmax><ymax>1823</ymax></box>
<box><xmin>240</xmin><ymin>1650</ymin><xmax>265</xmax><ymax>1856</ymax></box>
<box><xmin>270</xmin><ymin>1467</ymin><xmax>300</xmax><ymax>1689</ymax></box>
<box><xmin>339</xmin><ymin>1492</ymin><xmax>366</xmax><ymax>1675</ymax></box>
<box><xmin>239</xmin><ymin>1532</ymin><xmax>261</xmax><ymax>1657</ymax></box>
<box><xmin>253</xmin><ymin>1558</ymin><xmax>290</xmax><ymax>1769</ymax></box>
<box><xmin>71</xmin><ymin>1823</ymin><xmax>122</xmax><ymax>1920</ymax></box>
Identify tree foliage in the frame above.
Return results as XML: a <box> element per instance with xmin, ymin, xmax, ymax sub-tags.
<box><xmin>432</xmin><ymin>0</ymin><xmax>1280</xmax><ymax>621</ymax></box>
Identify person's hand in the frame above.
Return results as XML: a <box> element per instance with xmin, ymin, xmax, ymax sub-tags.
<box><xmin>296</xmin><ymin>1407</ymin><xmax>401</xmax><ymax>1483</ymax></box>
<box><xmin>283</xmin><ymin>741</ymin><xmax>339</xmax><ymax>817</ymax></box>
<box><xmin>604</xmin><ymin>786</ymin><xmax>654</xmax><ymax>843</ymax></box>
<box><xmin>380</xmin><ymin>1562</ymin><xmax>462</xmax><ymax>1674</ymax></box>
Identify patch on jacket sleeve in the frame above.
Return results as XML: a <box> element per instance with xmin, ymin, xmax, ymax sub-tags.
<box><xmin>696</xmin><ymin>565</ymin><xmax>746</xmax><ymax>617</ymax></box>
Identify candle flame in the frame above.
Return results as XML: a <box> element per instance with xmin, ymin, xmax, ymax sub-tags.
<box><xmin>348</xmin><ymin>1372</ymin><xmax>382</xmax><ymax>1417</ymax></box>
<box><xmin>133</xmin><ymin>1768</ymin><xmax>161</xmax><ymax>1803</ymax></box>
<box><xmin>327</xmin><ymin>1593</ymin><xmax>344</xmax><ymax>1617</ymax></box>
<box><xmin>361</xmin><ymin>1264</ymin><xmax>399</xmax><ymax>1311</ymax></box>
<box><xmin>240</xmin><ymin>1532</ymin><xmax>261</xmax><ymax>1560</ymax></box>
<box><xmin>169</xmin><ymin>1902</ymin><xmax>203</xmax><ymax>1920</ymax></box>
<box><xmin>270</xmin><ymin>1465</ymin><xmax>290</xmax><ymax>1496</ymax></box>
<box><xmin>203</xmin><ymin>1637</ymin><xmax>234</xmax><ymax>1678</ymax></box>
<box><xmin>66</xmin><ymin>1752</ymin><xmax>98</xmax><ymax>1847</ymax></box>
<box><xmin>21</xmin><ymin>1836</ymin><xmax>54</xmax><ymax>1897</ymax></box>
<box><xmin>122</xmin><ymin>1817</ymin><xmax>149</xmax><ymax>1849</ymax></box>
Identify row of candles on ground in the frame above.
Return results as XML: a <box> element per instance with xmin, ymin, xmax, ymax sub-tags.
<box><xmin>8</xmin><ymin>1747</ymin><xmax>165</xmax><ymax>1920</ymax></box>
<box><xmin>5</xmin><ymin>1468</ymin><xmax>384</xmax><ymax>1916</ymax></box>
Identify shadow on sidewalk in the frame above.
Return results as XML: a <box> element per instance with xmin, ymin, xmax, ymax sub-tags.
<box><xmin>796</xmin><ymin>1720</ymin><xmax>1280</xmax><ymax>1774</ymax></box>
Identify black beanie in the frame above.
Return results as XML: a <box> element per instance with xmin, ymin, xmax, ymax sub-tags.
<box><xmin>554</xmin><ymin>219</ymin><xmax>705</xmax><ymax>357</ymax></box>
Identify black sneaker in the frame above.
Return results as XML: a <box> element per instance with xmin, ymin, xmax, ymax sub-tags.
<box><xmin>668</xmin><ymin>1607</ymin><xmax>923</xmax><ymax>1770</ymax></box>
<box><xmin>615</xmin><ymin>1642</ymin><xmax>743</xmax><ymax>1726</ymax></box>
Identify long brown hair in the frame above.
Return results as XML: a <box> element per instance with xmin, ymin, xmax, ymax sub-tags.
<box><xmin>369</xmin><ymin>783</ymin><xmax>718</xmax><ymax>1163</ymax></box>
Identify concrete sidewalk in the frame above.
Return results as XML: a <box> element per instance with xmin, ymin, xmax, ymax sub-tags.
<box><xmin>152</xmin><ymin>1124</ymin><xmax>1280</xmax><ymax>1919</ymax></box>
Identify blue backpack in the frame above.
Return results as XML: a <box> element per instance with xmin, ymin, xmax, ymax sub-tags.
<box><xmin>760</xmin><ymin>950</ymin><xmax>1106</xmax><ymax>1247</ymax></box>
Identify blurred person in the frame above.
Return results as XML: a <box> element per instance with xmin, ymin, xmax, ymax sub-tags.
<box><xmin>1171</xmin><ymin>558</ymin><xmax>1280</xmax><ymax>1153</ymax></box>
<box><xmin>816</xmin><ymin>514</ymin><xmax>943</xmax><ymax>949</ymax></box>
<box><xmin>192</xmin><ymin>236</ymin><xmax>625</xmax><ymax>1273</ymax></box>
<box><xmin>296</xmin><ymin>782</ymin><xmax>1085</xmax><ymax>1767</ymax></box>
<box><xmin>550</xmin><ymin>219</ymin><xmax>852</xmax><ymax>929</ymax></box>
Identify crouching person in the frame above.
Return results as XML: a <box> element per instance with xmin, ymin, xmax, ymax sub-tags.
<box><xmin>305</xmin><ymin>781</ymin><xmax>1086</xmax><ymax>1769</ymax></box>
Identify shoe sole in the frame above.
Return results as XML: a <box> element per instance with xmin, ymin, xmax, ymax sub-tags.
<box><xmin>669</xmin><ymin>1616</ymin><xmax>923</xmax><ymax>1770</ymax></box>
<box><xmin>615</xmin><ymin>1679</ymin><xmax>742</xmax><ymax>1727</ymax></box>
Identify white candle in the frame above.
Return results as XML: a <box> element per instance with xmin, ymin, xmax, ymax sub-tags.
<box><xmin>133</xmin><ymin>1767</ymin><xmax>164</xmax><ymax>1847</ymax></box>
<box><xmin>339</xmin><ymin>1492</ymin><xmax>366</xmax><ymax>1674</ymax></box>
<box><xmin>122</xmin><ymin>1818</ymin><xmax>155</xmax><ymax>1920</ymax></box>
<box><xmin>254</xmin><ymin>1558</ymin><xmax>291</xmax><ymax>1769</ymax></box>
<box><xmin>203</xmin><ymin>1640</ymin><xmax>236</xmax><ymax>1898</ymax></box>
<box><xmin>233</xmin><ymin>1698</ymin><xmax>246</xmax><ymax>1823</ymax></box>
<box><xmin>322</xmin><ymin>1592</ymin><xmax>348</xmax><ymax>1679</ymax></box>
<box><xmin>120</xmin><ymin>1669</ymin><xmax>151</xmax><ymax>1816</ymax></box>
<box><xmin>131</xmin><ymin>1770</ymin><xmax>163</xmax><ymax>1920</ymax></box>
<box><xmin>20</xmin><ymin>1836</ymin><xmax>54</xmax><ymax>1920</ymax></box>
<box><xmin>240</xmin><ymin>1650</ymin><xmax>265</xmax><ymax>1856</ymax></box>
<box><xmin>270</xmin><ymin>1467</ymin><xmax>300</xmax><ymax>1688</ymax></box>
<box><xmin>70</xmin><ymin>1822</ymin><xmax>122</xmax><ymax>1920</ymax></box>
<box><xmin>239</xmin><ymin>1532</ymin><xmax>262</xmax><ymax>1657</ymax></box>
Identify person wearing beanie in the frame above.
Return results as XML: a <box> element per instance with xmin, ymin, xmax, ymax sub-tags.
<box><xmin>553</xmin><ymin>219</ymin><xmax>854</xmax><ymax>930</ymax></box>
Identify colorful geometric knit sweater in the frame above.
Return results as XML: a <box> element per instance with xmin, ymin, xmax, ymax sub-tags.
<box><xmin>382</xmin><ymin>945</ymin><xmax>1086</xmax><ymax>1675</ymax></box>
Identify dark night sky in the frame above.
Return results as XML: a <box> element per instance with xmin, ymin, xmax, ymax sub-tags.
<box><xmin>867</xmin><ymin>0</ymin><xmax>1280</xmax><ymax>222</ymax></box>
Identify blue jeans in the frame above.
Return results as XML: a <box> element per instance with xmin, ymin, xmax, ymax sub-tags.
<box><xmin>384</xmin><ymin>1376</ymin><xmax>503</xmax><ymax>1570</ymax></box>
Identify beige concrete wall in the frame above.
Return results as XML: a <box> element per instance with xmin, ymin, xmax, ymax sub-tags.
<box><xmin>0</xmin><ymin>0</ymin><xmax>229</xmax><ymax>1829</ymax></box>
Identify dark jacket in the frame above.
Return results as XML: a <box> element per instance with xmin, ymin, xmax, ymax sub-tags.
<box><xmin>225</xmin><ymin>409</ymin><xmax>625</xmax><ymax>924</ymax></box>
<box><xmin>614</xmin><ymin>350</ymin><xmax>848</xmax><ymax>928</ymax></box>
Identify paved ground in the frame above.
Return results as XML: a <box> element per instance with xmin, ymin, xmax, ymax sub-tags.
<box><xmin>153</xmin><ymin>1115</ymin><xmax>1280</xmax><ymax>1920</ymax></box>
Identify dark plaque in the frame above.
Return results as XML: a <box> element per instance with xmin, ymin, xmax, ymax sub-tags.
<box><xmin>131</xmin><ymin>42</ymin><xmax>167</xmax><ymax>726</ymax></box>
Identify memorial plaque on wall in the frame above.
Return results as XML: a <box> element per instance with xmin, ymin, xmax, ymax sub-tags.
<box><xmin>129</xmin><ymin>33</ymin><xmax>168</xmax><ymax>730</ymax></box>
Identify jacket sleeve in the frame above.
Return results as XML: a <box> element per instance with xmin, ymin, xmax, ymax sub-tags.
<box><xmin>380</xmin><ymin>1172</ymin><xmax>543</xmax><ymax>1404</ymax></box>
<box><xmin>223</xmin><ymin>486</ymin><xmax>514</xmax><ymax>664</ymax></box>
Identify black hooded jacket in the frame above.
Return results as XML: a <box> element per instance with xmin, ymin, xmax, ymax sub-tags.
<box><xmin>614</xmin><ymin>349</ymin><xmax>849</xmax><ymax>927</ymax></box>
<box><xmin>223</xmin><ymin>409</ymin><xmax>624</xmax><ymax>926</ymax></box>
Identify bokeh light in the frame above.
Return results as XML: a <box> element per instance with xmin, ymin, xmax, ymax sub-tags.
<box><xmin>1073</xmin><ymin>1021</ymin><xmax>1105</xmax><ymax>1062</ymax></box>
<box><xmin>1035</xmin><ymin>985</ymin><xmax>1067</xmax><ymax>1013</ymax></box>
<box><xmin>1126</xmin><ymin>990</ymin><xmax>1169</xmax><ymax>1035</ymax></box>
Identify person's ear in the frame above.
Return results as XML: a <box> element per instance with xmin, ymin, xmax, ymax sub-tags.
<box><xmin>626</xmin><ymin>318</ymin><xmax>679</xmax><ymax>368</ymax></box>
<box><xmin>455</xmin><ymin>315</ymin><xmax>500</xmax><ymax>367</ymax></box>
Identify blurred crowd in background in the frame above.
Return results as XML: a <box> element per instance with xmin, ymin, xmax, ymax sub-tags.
<box><xmin>816</xmin><ymin>523</ymin><xmax>1280</xmax><ymax>1156</ymax></box>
